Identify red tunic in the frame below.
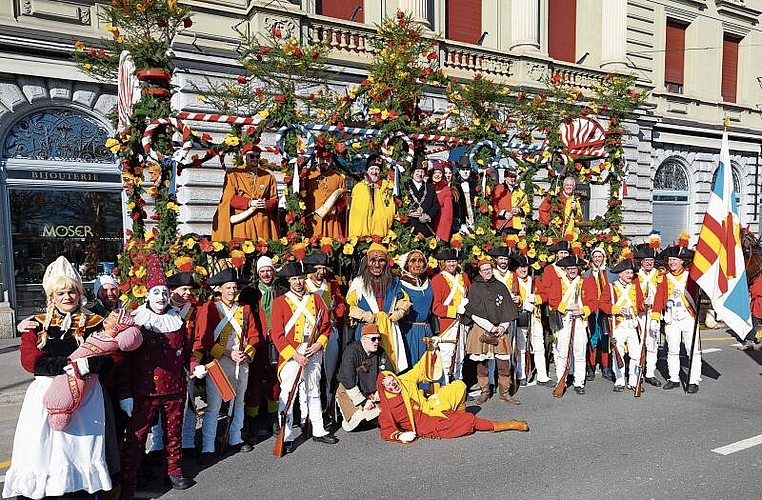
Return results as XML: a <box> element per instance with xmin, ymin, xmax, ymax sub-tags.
<box><xmin>433</xmin><ymin>180</ymin><xmax>453</xmax><ymax>241</ymax></box>
<box><xmin>431</xmin><ymin>271</ymin><xmax>471</xmax><ymax>333</ymax></box>
<box><xmin>652</xmin><ymin>267</ymin><xmax>699</xmax><ymax>319</ymax></box>
<box><xmin>270</xmin><ymin>292</ymin><xmax>332</xmax><ymax>371</ymax></box>
<box><xmin>193</xmin><ymin>300</ymin><xmax>260</xmax><ymax>363</ymax></box>
<box><xmin>751</xmin><ymin>275</ymin><xmax>762</xmax><ymax>319</ymax></box>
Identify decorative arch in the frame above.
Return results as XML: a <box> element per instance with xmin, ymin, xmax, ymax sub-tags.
<box><xmin>652</xmin><ymin>156</ymin><xmax>691</xmax><ymax>246</ymax></box>
<box><xmin>2</xmin><ymin>107</ymin><xmax>113</xmax><ymax>163</ymax></box>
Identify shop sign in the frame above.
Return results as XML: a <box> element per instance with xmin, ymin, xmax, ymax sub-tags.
<box><xmin>6</xmin><ymin>170</ymin><xmax>121</xmax><ymax>183</ymax></box>
<box><xmin>40</xmin><ymin>224</ymin><xmax>94</xmax><ymax>238</ymax></box>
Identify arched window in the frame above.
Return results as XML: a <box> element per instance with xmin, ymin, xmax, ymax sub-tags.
<box><xmin>652</xmin><ymin>157</ymin><xmax>690</xmax><ymax>245</ymax></box>
<box><xmin>2</xmin><ymin>108</ymin><xmax>112</xmax><ymax>162</ymax></box>
<box><xmin>710</xmin><ymin>162</ymin><xmax>743</xmax><ymax>216</ymax></box>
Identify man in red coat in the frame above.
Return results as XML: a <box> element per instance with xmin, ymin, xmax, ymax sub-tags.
<box><xmin>431</xmin><ymin>248</ymin><xmax>470</xmax><ymax>383</ymax></box>
<box><xmin>377</xmin><ymin>345</ymin><xmax>528</xmax><ymax>443</ymax></box>
<box><xmin>193</xmin><ymin>268</ymin><xmax>260</xmax><ymax>464</ymax></box>
<box><xmin>271</xmin><ymin>262</ymin><xmax>339</xmax><ymax>454</ymax></box>
<box><xmin>491</xmin><ymin>168</ymin><xmax>529</xmax><ymax>235</ymax></box>
<box><xmin>118</xmin><ymin>254</ymin><xmax>192</xmax><ymax>497</ymax></box>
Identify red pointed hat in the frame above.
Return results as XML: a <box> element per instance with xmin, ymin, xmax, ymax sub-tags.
<box><xmin>146</xmin><ymin>253</ymin><xmax>167</xmax><ymax>290</ymax></box>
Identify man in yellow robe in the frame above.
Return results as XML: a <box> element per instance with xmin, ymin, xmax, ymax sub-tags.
<box><xmin>212</xmin><ymin>145</ymin><xmax>279</xmax><ymax>242</ymax></box>
<box><xmin>304</xmin><ymin>149</ymin><xmax>347</xmax><ymax>239</ymax></box>
<box><xmin>348</xmin><ymin>154</ymin><xmax>395</xmax><ymax>238</ymax></box>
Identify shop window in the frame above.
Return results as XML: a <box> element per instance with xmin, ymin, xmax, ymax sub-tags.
<box><xmin>665</xmin><ymin>20</ymin><xmax>687</xmax><ymax>94</ymax></box>
<box><xmin>652</xmin><ymin>158</ymin><xmax>690</xmax><ymax>246</ymax></box>
<box><xmin>548</xmin><ymin>0</ymin><xmax>576</xmax><ymax>63</ymax></box>
<box><xmin>3</xmin><ymin>108</ymin><xmax>112</xmax><ymax>162</ymax></box>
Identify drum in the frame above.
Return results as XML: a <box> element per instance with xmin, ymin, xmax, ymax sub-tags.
<box><xmin>205</xmin><ymin>359</ymin><xmax>236</xmax><ymax>402</ymax></box>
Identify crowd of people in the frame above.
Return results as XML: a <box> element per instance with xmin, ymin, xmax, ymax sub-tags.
<box><xmin>5</xmin><ymin>147</ymin><xmax>760</xmax><ymax>500</ymax></box>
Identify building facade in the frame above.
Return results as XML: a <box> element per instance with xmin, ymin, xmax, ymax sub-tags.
<box><xmin>1</xmin><ymin>0</ymin><xmax>761</xmax><ymax>330</ymax></box>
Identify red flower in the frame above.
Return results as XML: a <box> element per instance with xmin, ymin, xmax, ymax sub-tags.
<box><xmin>479</xmin><ymin>205</ymin><xmax>489</xmax><ymax>214</ymax></box>
<box><xmin>506</xmin><ymin>239</ymin><xmax>516</xmax><ymax>248</ymax></box>
<box><xmin>274</xmin><ymin>95</ymin><xmax>287</xmax><ymax>103</ymax></box>
<box><xmin>426</xmin><ymin>51</ymin><xmax>437</xmax><ymax>61</ymax></box>
<box><xmin>335</xmin><ymin>143</ymin><xmax>347</xmax><ymax>154</ymax></box>
<box><xmin>285</xmin><ymin>212</ymin><xmax>295</xmax><ymax>224</ymax></box>
<box><xmin>112</xmin><ymin>267</ymin><xmax>120</xmax><ymax>276</ymax></box>
<box><xmin>236</xmin><ymin>75</ymin><xmax>247</xmax><ymax>84</ymax></box>
<box><xmin>564</xmin><ymin>233</ymin><xmax>575</xmax><ymax>242</ymax></box>
<box><xmin>371</xmin><ymin>235</ymin><xmax>382</xmax><ymax>244</ymax></box>
<box><xmin>272</xmin><ymin>27</ymin><xmax>282</xmax><ymax>38</ymax></box>
<box><xmin>293</xmin><ymin>246</ymin><xmax>307</xmax><ymax>261</ymax></box>
<box><xmin>231</xmin><ymin>256</ymin><xmax>245</xmax><ymax>269</ymax></box>
<box><xmin>293</xmin><ymin>47</ymin><xmax>303</xmax><ymax>58</ymax></box>
<box><xmin>284</xmin><ymin>251</ymin><xmax>292</xmax><ymax>261</ymax></box>
<box><xmin>284</xmin><ymin>176</ymin><xmax>292</xmax><ymax>184</ymax></box>
<box><xmin>256</xmin><ymin>241</ymin><xmax>269</xmax><ymax>254</ymax></box>
<box><xmin>321</xmin><ymin>244</ymin><xmax>333</xmax><ymax>255</ymax></box>
<box><xmin>183</xmin><ymin>18</ymin><xmax>193</xmax><ymax>28</ymax></box>
<box><xmin>395</xmin><ymin>198</ymin><xmax>403</xmax><ymax>208</ymax></box>
<box><xmin>311</xmin><ymin>51</ymin><xmax>320</xmax><ymax>59</ymax></box>
<box><xmin>483</xmin><ymin>243</ymin><xmax>493</xmax><ymax>252</ymax></box>
<box><xmin>199</xmin><ymin>238</ymin><xmax>214</xmax><ymax>253</ymax></box>
<box><xmin>286</xmin><ymin>231</ymin><xmax>298</xmax><ymax>241</ymax></box>
<box><xmin>398</xmin><ymin>215</ymin><xmax>409</xmax><ymax>224</ymax></box>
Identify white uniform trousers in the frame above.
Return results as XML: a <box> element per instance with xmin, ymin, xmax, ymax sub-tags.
<box><xmin>554</xmin><ymin>315</ymin><xmax>587</xmax><ymax>388</ymax></box>
<box><xmin>666</xmin><ymin>316</ymin><xmax>701</xmax><ymax>385</ymax></box>
<box><xmin>282</xmin><ymin>351</ymin><xmax>328</xmax><ymax>443</ymax></box>
<box><xmin>201</xmin><ymin>356</ymin><xmax>249</xmax><ymax>453</ymax></box>
<box><xmin>639</xmin><ymin>315</ymin><xmax>659</xmax><ymax>378</ymax></box>
<box><xmin>439</xmin><ymin>323</ymin><xmax>466</xmax><ymax>384</ymax></box>
<box><xmin>517</xmin><ymin>315</ymin><xmax>550</xmax><ymax>383</ymax></box>
<box><xmin>612</xmin><ymin>321</ymin><xmax>640</xmax><ymax>387</ymax></box>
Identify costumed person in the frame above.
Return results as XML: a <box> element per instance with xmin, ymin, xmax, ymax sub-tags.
<box><xmin>491</xmin><ymin>168</ymin><xmax>530</xmax><ymax>236</ymax></box>
<box><xmin>240</xmin><ymin>256</ymin><xmax>281</xmax><ymax>439</ymax></box>
<box><xmin>512</xmin><ymin>254</ymin><xmax>552</xmax><ymax>387</ymax></box>
<box><xmin>431</xmin><ymin>248</ymin><xmax>471</xmax><ymax>384</ymax></box>
<box><xmin>635</xmin><ymin>237</ymin><xmax>664</xmax><ymax>386</ymax></box>
<box><xmin>547</xmin><ymin>255</ymin><xmax>597</xmax><ymax>395</ymax></box>
<box><xmin>346</xmin><ymin>243</ymin><xmax>412</xmax><ymax>372</ymax></box>
<box><xmin>652</xmin><ymin>242</ymin><xmax>701</xmax><ymax>393</ymax></box>
<box><xmin>118</xmin><ymin>254</ymin><xmax>193</xmax><ymax>497</ymax></box>
<box><xmin>534</xmin><ymin>241</ymin><xmax>573</xmax><ymax>371</ymax></box>
<box><xmin>3</xmin><ymin>256</ymin><xmax>114</xmax><ymax>500</ymax></box>
<box><xmin>398</xmin><ymin>250</ymin><xmax>435</xmax><ymax>368</ymax></box>
<box><xmin>270</xmin><ymin>262</ymin><xmax>339</xmax><ymax>454</ymax></box>
<box><xmin>486</xmin><ymin>246</ymin><xmax>516</xmax><ymax>386</ymax></box>
<box><xmin>404</xmin><ymin>158</ymin><xmax>440</xmax><ymax>238</ymax></box>
<box><xmin>92</xmin><ymin>273</ymin><xmax>122</xmax><ymax>317</ymax></box>
<box><xmin>211</xmin><ymin>143</ymin><xmax>279</xmax><ymax>242</ymax></box>
<box><xmin>43</xmin><ymin>309</ymin><xmax>141</xmax><ymax>432</ymax></box>
<box><xmin>463</xmin><ymin>258</ymin><xmax>521</xmax><ymax>405</ymax></box>
<box><xmin>598</xmin><ymin>259</ymin><xmax>647</xmax><ymax>392</ymax></box>
<box><xmin>336</xmin><ymin>324</ymin><xmax>388</xmax><ymax>431</ymax></box>
<box><xmin>741</xmin><ymin>272</ymin><xmax>762</xmax><ymax>349</ymax></box>
<box><xmin>429</xmin><ymin>160</ymin><xmax>453</xmax><ymax>241</ymax></box>
<box><xmin>147</xmin><ymin>271</ymin><xmax>201</xmax><ymax>458</ymax></box>
<box><xmin>377</xmin><ymin>342</ymin><xmax>529</xmax><ymax>443</ymax></box>
<box><xmin>304</xmin><ymin>251</ymin><xmax>347</xmax><ymax>426</ymax></box>
<box><xmin>348</xmin><ymin>154</ymin><xmax>395</xmax><ymax>238</ymax></box>
<box><xmin>539</xmin><ymin>175</ymin><xmax>583</xmax><ymax>237</ymax></box>
<box><xmin>193</xmin><ymin>267</ymin><xmax>260</xmax><ymax>464</ymax></box>
<box><xmin>444</xmin><ymin>163</ymin><xmax>465</xmax><ymax>236</ymax></box>
<box><xmin>304</xmin><ymin>147</ymin><xmax>347</xmax><ymax>239</ymax></box>
<box><xmin>454</xmin><ymin>156</ymin><xmax>478</xmax><ymax>234</ymax></box>
<box><xmin>585</xmin><ymin>247</ymin><xmax>613</xmax><ymax>382</ymax></box>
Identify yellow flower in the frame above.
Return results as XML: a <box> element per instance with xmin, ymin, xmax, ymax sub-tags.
<box><xmin>198</xmin><ymin>95</ymin><xmax>207</xmax><ymax>102</ymax></box>
<box><xmin>472</xmin><ymin>246</ymin><xmax>481</xmax><ymax>256</ymax></box>
<box><xmin>299</xmin><ymin>201</ymin><xmax>306</xmax><ymax>210</ymax></box>
<box><xmin>224</xmin><ymin>135</ymin><xmax>240</xmax><ymax>146</ymax></box>
<box><xmin>280</xmin><ymin>237</ymin><xmax>288</xmax><ymax>245</ymax></box>
<box><xmin>612</xmin><ymin>235</ymin><xmax>620</xmax><ymax>243</ymax></box>
<box><xmin>381</xmin><ymin>110</ymin><xmax>389</xmax><ymax>120</ymax></box>
<box><xmin>183</xmin><ymin>238</ymin><xmax>196</xmax><ymax>249</ymax></box>
<box><xmin>132</xmin><ymin>285</ymin><xmax>147</xmax><ymax>298</ymax></box>
<box><xmin>231</xmin><ymin>249</ymin><xmax>245</xmax><ymax>259</ymax></box>
<box><xmin>343</xmin><ymin>243</ymin><xmax>355</xmax><ymax>255</ymax></box>
<box><xmin>105</xmin><ymin>138</ymin><xmax>121</xmax><ymax>154</ymax></box>
<box><xmin>119</xmin><ymin>294</ymin><xmax>129</xmax><ymax>304</ymax></box>
<box><xmin>538</xmin><ymin>253</ymin><xmax>548</xmax><ymax>262</ymax></box>
<box><xmin>527</xmin><ymin>248</ymin><xmax>537</xmax><ymax>258</ymax></box>
<box><xmin>145</xmin><ymin>230</ymin><xmax>155</xmax><ymax>242</ymax></box>
<box><xmin>271</xmin><ymin>255</ymin><xmax>280</xmax><ymax>265</ymax></box>
<box><xmin>531</xmin><ymin>262</ymin><xmax>541</xmax><ymax>270</ymax></box>
<box><xmin>166</xmin><ymin>202</ymin><xmax>180</xmax><ymax>212</ymax></box>
<box><xmin>127</xmin><ymin>201</ymin><xmax>135</xmax><ymax>210</ymax></box>
<box><xmin>475</xmin><ymin>227</ymin><xmax>485</xmax><ymax>235</ymax></box>
<box><xmin>105</xmin><ymin>25</ymin><xmax>119</xmax><ymax>37</ymax></box>
<box><xmin>212</xmin><ymin>241</ymin><xmax>224</xmax><ymax>252</ymax></box>
<box><xmin>116</xmin><ymin>36</ymin><xmax>124</xmax><ymax>44</ymax></box>
<box><xmin>473</xmin><ymin>118</ymin><xmax>481</xmax><ymax>126</ymax></box>
<box><xmin>428</xmin><ymin>238</ymin><xmax>437</xmax><ymax>250</ymax></box>
<box><xmin>174</xmin><ymin>256</ymin><xmax>193</xmax><ymax>270</ymax></box>
<box><xmin>242</xmin><ymin>240</ymin><xmax>255</xmax><ymax>254</ymax></box>
<box><xmin>194</xmin><ymin>266</ymin><xmax>208</xmax><ymax>276</ymax></box>
<box><xmin>74</xmin><ymin>41</ymin><xmax>85</xmax><ymax>52</ymax></box>
<box><xmin>135</xmin><ymin>266</ymin><xmax>147</xmax><ymax>279</ymax></box>
<box><xmin>428</xmin><ymin>256</ymin><xmax>439</xmax><ymax>269</ymax></box>
<box><xmin>146</xmin><ymin>186</ymin><xmax>157</xmax><ymax>198</ymax></box>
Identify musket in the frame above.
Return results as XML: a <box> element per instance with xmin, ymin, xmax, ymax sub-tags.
<box><xmin>497</xmin><ymin>192</ymin><xmax>527</xmax><ymax>234</ymax></box>
<box><xmin>510</xmin><ymin>277</ymin><xmax>521</xmax><ymax>395</ymax></box>
<box><xmin>273</xmin><ymin>308</ymin><xmax>324</xmax><ymax>458</ymax></box>
<box><xmin>633</xmin><ymin>283</ymin><xmax>652</xmax><ymax>398</ymax></box>
<box><xmin>523</xmin><ymin>274</ymin><xmax>536</xmax><ymax>383</ymax></box>
<box><xmin>554</xmin><ymin>284</ymin><xmax>580</xmax><ymax>397</ymax></box>
<box><xmin>220</xmin><ymin>307</ymin><xmax>247</xmax><ymax>455</ymax></box>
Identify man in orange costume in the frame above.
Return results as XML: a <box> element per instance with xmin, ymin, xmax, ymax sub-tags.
<box><xmin>212</xmin><ymin>144</ymin><xmax>279</xmax><ymax>242</ymax></box>
<box><xmin>376</xmin><ymin>344</ymin><xmax>528</xmax><ymax>443</ymax></box>
<box><xmin>491</xmin><ymin>168</ymin><xmax>530</xmax><ymax>235</ymax></box>
<box><xmin>539</xmin><ymin>175</ymin><xmax>583</xmax><ymax>237</ymax></box>
<box><xmin>304</xmin><ymin>148</ymin><xmax>347</xmax><ymax>239</ymax></box>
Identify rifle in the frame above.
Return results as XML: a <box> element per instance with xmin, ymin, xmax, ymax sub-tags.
<box><xmin>510</xmin><ymin>278</ymin><xmax>520</xmax><ymax>395</ymax></box>
<box><xmin>497</xmin><ymin>192</ymin><xmax>527</xmax><ymax>234</ymax></box>
<box><xmin>523</xmin><ymin>273</ymin><xmax>536</xmax><ymax>383</ymax></box>
<box><xmin>220</xmin><ymin>307</ymin><xmax>247</xmax><ymax>455</ymax></box>
<box><xmin>273</xmin><ymin>308</ymin><xmax>323</xmax><ymax>458</ymax></box>
<box><xmin>633</xmin><ymin>283</ymin><xmax>652</xmax><ymax>398</ymax></box>
<box><xmin>553</xmin><ymin>284</ymin><xmax>580</xmax><ymax>398</ymax></box>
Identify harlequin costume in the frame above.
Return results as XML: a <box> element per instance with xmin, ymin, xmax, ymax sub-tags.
<box><xmin>598</xmin><ymin>260</ymin><xmax>647</xmax><ymax>390</ymax></box>
<box><xmin>212</xmin><ymin>162</ymin><xmax>279</xmax><ymax>242</ymax></box>
<box><xmin>377</xmin><ymin>349</ymin><xmax>529</xmax><ymax>442</ymax></box>
<box><xmin>3</xmin><ymin>256</ymin><xmax>113</xmax><ymax>500</ymax></box>
<box><xmin>193</xmin><ymin>268</ymin><xmax>259</xmax><ymax>456</ymax></box>
<box><xmin>270</xmin><ymin>262</ymin><xmax>337</xmax><ymax>447</ymax></box>
<box><xmin>118</xmin><ymin>254</ymin><xmax>192</xmax><ymax>497</ymax></box>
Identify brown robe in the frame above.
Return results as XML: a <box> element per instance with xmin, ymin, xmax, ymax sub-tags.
<box><xmin>212</xmin><ymin>167</ymin><xmax>279</xmax><ymax>242</ymax></box>
<box><xmin>304</xmin><ymin>168</ymin><xmax>347</xmax><ymax>239</ymax></box>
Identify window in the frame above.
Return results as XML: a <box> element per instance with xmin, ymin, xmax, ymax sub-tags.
<box><xmin>710</xmin><ymin>162</ymin><xmax>743</xmax><ymax>211</ymax></box>
<box><xmin>652</xmin><ymin>158</ymin><xmax>690</xmax><ymax>245</ymax></box>
<box><xmin>548</xmin><ymin>0</ymin><xmax>576</xmax><ymax>62</ymax></box>
<box><xmin>721</xmin><ymin>34</ymin><xmax>740</xmax><ymax>103</ymax></box>
<box><xmin>665</xmin><ymin>20</ymin><xmax>687</xmax><ymax>94</ymax></box>
<box><xmin>446</xmin><ymin>0</ymin><xmax>482</xmax><ymax>44</ymax></box>
<box><xmin>316</xmin><ymin>0</ymin><xmax>363</xmax><ymax>23</ymax></box>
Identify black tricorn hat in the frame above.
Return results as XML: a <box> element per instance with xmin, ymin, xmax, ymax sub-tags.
<box><xmin>166</xmin><ymin>272</ymin><xmax>199</xmax><ymax>289</ymax></box>
<box><xmin>557</xmin><ymin>255</ymin><xmax>586</xmax><ymax>268</ymax></box>
<box><xmin>276</xmin><ymin>262</ymin><xmax>315</xmax><ymax>278</ymax></box>
<box><xmin>548</xmin><ymin>241</ymin><xmax>572</xmax><ymax>253</ymax></box>
<box><xmin>633</xmin><ymin>244</ymin><xmax>659</xmax><ymax>260</ymax></box>
<box><xmin>435</xmin><ymin>248</ymin><xmax>462</xmax><ymax>261</ymax></box>
<box><xmin>610</xmin><ymin>259</ymin><xmax>637</xmax><ymax>274</ymax></box>
<box><xmin>487</xmin><ymin>246</ymin><xmax>512</xmax><ymax>258</ymax></box>
<box><xmin>366</xmin><ymin>153</ymin><xmax>384</xmax><ymax>169</ymax></box>
<box><xmin>659</xmin><ymin>245</ymin><xmax>695</xmax><ymax>261</ymax></box>
<box><xmin>304</xmin><ymin>252</ymin><xmax>331</xmax><ymax>268</ymax></box>
<box><xmin>207</xmin><ymin>268</ymin><xmax>243</xmax><ymax>286</ymax></box>
<box><xmin>511</xmin><ymin>254</ymin><xmax>531</xmax><ymax>268</ymax></box>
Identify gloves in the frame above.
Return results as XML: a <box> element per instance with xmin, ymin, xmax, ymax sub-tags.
<box><xmin>398</xmin><ymin>431</ymin><xmax>416</xmax><ymax>443</ymax></box>
<box><xmin>389</xmin><ymin>309</ymin><xmax>406</xmax><ymax>322</ymax></box>
<box><xmin>193</xmin><ymin>364</ymin><xmax>208</xmax><ymax>379</ymax></box>
<box><xmin>119</xmin><ymin>398</ymin><xmax>134</xmax><ymax>417</ymax></box>
<box><xmin>650</xmin><ymin>319</ymin><xmax>660</xmax><ymax>335</ymax></box>
<box><xmin>523</xmin><ymin>302</ymin><xmax>535</xmax><ymax>313</ymax></box>
<box><xmin>75</xmin><ymin>358</ymin><xmax>90</xmax><ymax>377</ymax></box>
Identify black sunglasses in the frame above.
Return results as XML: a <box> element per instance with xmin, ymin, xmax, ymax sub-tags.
<box><xmin>366</xmin><ymin>336</ymin><xmax>381</xmax><ymax>342</ymax></box>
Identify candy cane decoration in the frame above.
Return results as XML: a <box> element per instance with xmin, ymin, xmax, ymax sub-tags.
<box><xmin>176</xmin><ymin>112</ymin><xmax>266</xmax><ymax>126</ymax></box>
<box><xmin>142</xmin><ymin>117</ymin><xmax>195</xmax><ymax>164</ymax></box>
<box><xmin>117</xmin><ymin>51</ymin><xmax>141</xmax><ymax>134</ymax></box>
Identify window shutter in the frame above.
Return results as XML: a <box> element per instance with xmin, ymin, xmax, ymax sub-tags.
<box><xmin>446</xmin><ymin>0</ymin><xmax>482</xmax><ymax>44</ymax></box>
<box><xmin>317</xmin><ymin>0</ymin><xmax>364</xmax><ymax>23</ymax></box>
<box><xmin>721</xmin><ymin>35</ymin><xmax>739</xmax><ymax>103</ymax></box>
<box><xmin>664</xmin><ymin>21</ymin><xmax>686</xmax><ymax>86</ymax></box>
<box><xmin>548</xmin><ymin>0</ymin><xmax>576</xmax><ymax>62</ymax></box>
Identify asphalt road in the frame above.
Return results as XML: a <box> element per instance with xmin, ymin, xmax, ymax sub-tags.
<box><xmin>1</xmin><ymin>330</ymin><xmax>760</xmax><ymax>499</ymax></box>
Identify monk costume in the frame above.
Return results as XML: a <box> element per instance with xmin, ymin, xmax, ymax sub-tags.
<box><xmin>304</xmin><ymin>149</ymin><xmax>348</xmax><ymax>239</ymax></box>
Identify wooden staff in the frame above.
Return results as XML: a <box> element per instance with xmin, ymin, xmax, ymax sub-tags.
<box><xmin>553</xmin><ymin>284</ymin><xmax>580</xmax><ymax>398</ymax></box>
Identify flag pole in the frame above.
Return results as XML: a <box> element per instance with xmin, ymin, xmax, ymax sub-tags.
<box><xmin>684</xmin><ymin>288</ymin><xmax>703</xmax><ymax>392</ymax></box>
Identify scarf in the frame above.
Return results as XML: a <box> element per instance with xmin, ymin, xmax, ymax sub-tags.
<box><xmin>258</xmin><ymin>281</ymin><xmax>274</xmax><ymax>325</ymax></box>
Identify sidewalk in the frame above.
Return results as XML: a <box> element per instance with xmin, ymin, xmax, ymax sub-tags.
<box><xmin>0</xmin><ymin>336</ymin><xmax>28</xmax><ymax>480</ymax></box>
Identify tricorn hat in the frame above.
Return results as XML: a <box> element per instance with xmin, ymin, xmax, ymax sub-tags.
<box><xmin>435</xmin><ymin>248</ymin><xmax>462</xmax><ymax>261</ymax></box>
<box><xmin>548</xmin><ymin>241</ymin><xmax>572</xmax><ymax>253</ymax></box>
<box><xmin>276</xmin><ymin>261</ymin><xmax>315</xmax><ymax>278</ymax></box>
<box><xmin>487</xmin><ymin>246</ymin><xmax>512</xmax><ymax>258</ymax></box>
<box><xmin>511</xmin><ymin>254</ymin><xmax>531</xmax><ymax>268</ymax></box>
<box><xmin>610</xmin><ymin>259</ymin><xmax>637</xmax><ymax>274</ymax></box>
<box><xmin>207</xmin><ymin>267</ymin><xmax>243</xmax><ymax>286</ymax></box>
<box><xmin>166</xmin><ymin>272</ymin><xmax>199</xmax><ymax>289</ymax></box>
<box><xmin>659</xmin><ymin>245</ymin><xmax>695</xmax><ymax>261</ymax></box>
<box><xmin>304</xmin><ymin>252</ymin><xmax>331</xmax><ymax>268</ymax></box>
<box><xmin>557</xmin><ymin>255</ymin><xmax>586</xmax><ymax>268</ymax></box>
